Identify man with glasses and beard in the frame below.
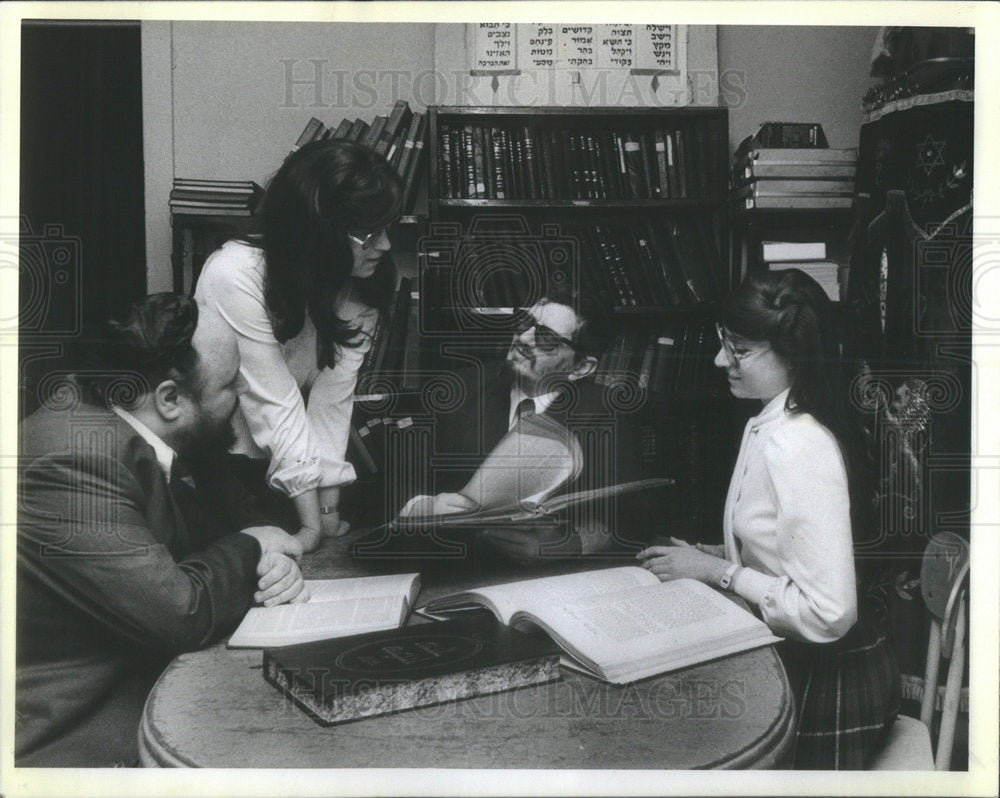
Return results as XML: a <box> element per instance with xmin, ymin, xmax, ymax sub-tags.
<box><xmin>15</xmin><ymin>293</ymin><xmax>308</xmax><ymax>767</ymax></box>
<box><xmin>359</xmin><ymin>286</ymin><xmax>661</xmax><ymax>564</ymax></box>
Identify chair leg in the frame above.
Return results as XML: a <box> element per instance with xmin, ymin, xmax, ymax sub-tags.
<box><xmin>935</xmin><ymin>597</ymin><xmax>966</xmax><ymax>771</ymax></box>
<box><xmin>920</xmin><ymin>619</ymin><xmax>942</xmax><ymax>728</ymax></box>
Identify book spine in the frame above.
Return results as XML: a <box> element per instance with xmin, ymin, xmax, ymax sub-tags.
<box><xmin>536</xmin><ymin>129</ymin><xmax>552</xmax><ymax>200</ymax></box>
<box><xmin>293</xmin><ymin>117</ymin><xmax>326</xmax><ymax>149</ymax></box>
<box><xmin>643</xmin><ymin>220</ymin><xmax>684</xmax><ymax>305</ymax></box>
<box><xmin>622</xmin><ymin>132</ymin><xmax>646</xmax><ymax>199</ymax></box>
<box><xmin>757</xmin><ymin>121</ymin><xmax>828</xmax><ymax>149</ymax></box>
<box><xmin>637</xmin><ymin>331</ymin><xmax>657</xmax><ymax>390</ymax></box>
<box><xmin>521</xmin><ymin>126</ymin><xmax>539</xmax><ymax>199</ymax></box>
<box><xmin>439</xmin><ymin>126</ymin><xmax>454</xmax><ymax>198</ymax></box>
<box><xmin>490</xmin><ymin>127</ymin><xmax>507</xmax><ymax>199</ymax></box>
<box><xmin>675</xmin><ymin>127</ymin><xmax>689</xmax><ymax>199</ymax></box>
<box><xmin>401</xmin><ymin>114</ymin><xmax>427</xmax><ymax>213</ymax></box>
<box><xmin>629</xmin><ymin>224</ymin><xmax>670</xmax><ymax>307</ymax></box>
<box><xmin>462</xmin><ymin>125</ymin><xmax>476</xmax><ymax>199</ymax></box>
<box><xmin>745</xmin><ymin>147</ymin><xmax>858</xmax><ymax>164</ymax></box>
<box><xmin>738</xmin><ymin>194</ymin><xmax>854</xmax><ymax>210</ymax></box>
<box><xmin>511</xmin><ymin>129</ymin><xmax>525</xmax><ymax>199</ymax></box>
<box><xmin>567</xmin><ymin>133</ymin><xmax>582</xmax><ymax>199</ymax></box>
<box><xmin>654</xmin><ymin>130</ymin><xmax>671</xmax><ymax>199</ymax></box>
<box><xmin>651</xmin><ymin>324</ymin><xmax>680</xmax><ymax>394</ymax></box>
<box><xmin>472</xmin><ymin>125</ymin><xmax>488</xmax><ymax>199</ymax></box>
<box><xmin>639</xmin><ymin>131</ymin><xmax>658</xmax><ymax>198</ymax></box>
<box><xmin>742</xmin><ymin>178</ymin><xmax>855</xmax><ymax>196</ymax></box>
<box><xmin>265</xmin><ymin>654</ymin><xmax>560</xmax><ymax>726</ymax></box>
<box><xmin>596</xmin><ymin>224</ymin><xmax>638</xmax><ymax>307</ymax></box>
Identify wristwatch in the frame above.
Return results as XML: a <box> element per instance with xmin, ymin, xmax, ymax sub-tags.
<box><xmin>319</xmin><ymin>505</ymin><xmax>338</xmax><ymax>515</ymax></box>
<box><xmin>719</xmin><ymin>563</ymin><xmax>741</xmax><ymax>590</ymax></box>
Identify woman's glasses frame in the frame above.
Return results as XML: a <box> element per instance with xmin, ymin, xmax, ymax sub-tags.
<box><xmin>715</xmin><ymin>323</ymin><xmax>770</xmax><ymax>366</ymax></box>
<box><xmin>346</xmin><ymin>229</ymin><xmax>386</xmax><ymax>250</ymax></box>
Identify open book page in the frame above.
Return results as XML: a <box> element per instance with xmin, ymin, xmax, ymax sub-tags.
<box><xmin>424</xmin><ymin>566</ymin><xmax>659</xmax><ymax>625</ymax></box>
<box><xmin>228</xmin><ymin>573</ymin><xmax>420</xmax><ymax>648</ymax></box>
<box><xmin>306</xmin><ymin>573</ymin><xmax>419</xmax><ymax>603</ymax></box>
<box><xmin>458</xmin><ymin>412</ymin><xmax>583</xmax><ymax>510</ymax></box>
<box><xmin>511</xmin><ymin>578</ymin><xmax>781</xmax><ymax>684</ymax></box>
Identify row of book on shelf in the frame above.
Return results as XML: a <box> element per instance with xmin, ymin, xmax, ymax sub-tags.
<box><xmin>422</xmin><ymin>217</ymin><xmax>726</xmax><ymax>316</ymax></box>
<box><xmin>437</xmin><ymin>116</ymin><xmax>725</xmax><ymax>201</ymax></box>
<box><xmin>595</xmin><ymin>316</ymin><xmax>720</xmax><ymax>397</ymax></box>
<box><xmin>294</xmin><ymin>99</ymin><xmax>428</xmax><ymax>214</ymax></box>
<box><xmin>233</xmin><ymin>565</ymin><xmax>779</xmax><ymax>726</ymax></box>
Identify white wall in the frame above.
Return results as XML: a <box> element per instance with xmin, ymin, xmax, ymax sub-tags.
<box><xmin>143</xmin><ymin>22</ymin><xmax>878</xmax><ymax>291</ymax></box>
<box><xmin>718</xmin><ymin>25</ymin><xmax>879</xmax><ymax>153</ymax></box>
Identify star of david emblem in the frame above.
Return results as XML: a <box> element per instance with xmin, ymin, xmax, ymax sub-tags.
<box><xmin>916</xmin><ymin>133</ymin><xmax>946</xmax><ymax>176</ymax></box>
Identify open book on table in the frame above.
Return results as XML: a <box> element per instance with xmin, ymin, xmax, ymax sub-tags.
<box><xmin>421</xmin><ymin>567</ymin><xmax>781</xmax><ymax>684</ymax></box>
<box><xmin>228</xmin><ymin>572</ymin><xmax>420</xmax><ymax>648</ymax></box>
<box><xmin>389</xmin><ymin>411</ymin><xmax>672</xmax><ymax>530</ymax></box>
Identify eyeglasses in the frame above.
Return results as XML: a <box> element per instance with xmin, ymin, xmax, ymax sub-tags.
<box><xmin>513</xmin><ymin>310</ymin><xmax>576</xmax><ymax>354</ymax></box>
<box><xmin>715</xmin><ymin>323</ymin><xmax>769</xmax><ymax>365</ymax></box>
<box><xmin>347</xmin><ymin>227</ymin><xmax>389</xmax><ymax>250</ymax></box>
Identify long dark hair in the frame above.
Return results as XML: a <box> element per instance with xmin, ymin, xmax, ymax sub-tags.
<box><xmin>258</xmin><ymin>139</ymin><xmax>402</xmax><ymax>368</ymax></box>
<box><xmin>721</xmin><ymin>270</ymin><xmax>872</xmax><ymax>535</ymax></box>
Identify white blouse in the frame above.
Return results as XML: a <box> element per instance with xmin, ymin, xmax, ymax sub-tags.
<box><xmin>194</xmin><ymin>240</ymin><xmax>377</xmax><ymax>498</ymax></box>
<box><xmin>724</xmin><ymin>388</ymin><xmax>858</xmax><ymax>643</ymax></box>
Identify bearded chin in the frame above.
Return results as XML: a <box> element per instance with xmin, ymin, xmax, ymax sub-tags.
<box><xmin>177</xmin><ymin>411</ymin><xmax>237</xmax><ymax>471</ymax></box>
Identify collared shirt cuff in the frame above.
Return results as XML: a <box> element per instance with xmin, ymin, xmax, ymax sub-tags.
<box><xmin>732</xmin><ymin>566</ymin><xmax>779</xmax><ymax>609</ymax></box>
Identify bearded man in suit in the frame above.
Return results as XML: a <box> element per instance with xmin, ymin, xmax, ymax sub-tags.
<box><xmin>16</xmin><ymin>293</ymin><xmax>308</xmax><ymax>766</ymax></box>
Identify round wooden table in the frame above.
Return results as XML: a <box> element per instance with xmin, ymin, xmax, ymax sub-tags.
<box><xmin>139</xmin><ymin>541</ymin><xmax>796</xmax><ymax>769</ymax></box>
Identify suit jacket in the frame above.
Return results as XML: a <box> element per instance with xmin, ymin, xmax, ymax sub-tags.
<box><xmin>16</xmin><ymin>403</ymin><xmax>265</xmax><ymax>766</ymax></box>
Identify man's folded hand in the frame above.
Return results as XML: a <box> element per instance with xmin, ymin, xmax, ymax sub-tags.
<box><xmin>254</xmin><ymin>552</ymin><xmax>309</xmax><ymax>607</ymax></box>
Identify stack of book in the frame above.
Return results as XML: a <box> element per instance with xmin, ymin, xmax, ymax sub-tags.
<box><xmin>731</xmin><ymin>147</ymin><xmax>858</xmax><ymax>211</ymax></box>
<box><xmin>169</xmin><ymin>179</ymin><xmax>264</xmax><ymax>217</ymax></box>
<box><xmin>436</xmin><ymin>118</ymin><xmax>726</xmax><ymax>201</ymax></box>
<box><xmin>760</xmin><ymin>241</ymin><xmax>840</xmax><ymax>301</ymax></box>
<box><xmin>291</xmin><ymin>100</ymin><xmax>427</xmax><ymax>213</ymax></box>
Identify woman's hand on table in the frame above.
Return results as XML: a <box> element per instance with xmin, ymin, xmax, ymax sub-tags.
<box><xmin>254</xmin><ymin>552</ymin><xmax>310</xmax><ymax>607</ymax></box>
<box><xmin>637</xmin><ymin>537</ymin><xmax>731</xmax><ymax>585</ymax></box>
<box><xmin>319</xmin><ymin>510</ymin><xmax>351</xmax><ymax>539</ymax></box>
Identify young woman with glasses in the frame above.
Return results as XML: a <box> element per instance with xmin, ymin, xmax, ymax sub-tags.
<box><xmin>639</xmin><ymin>269</ymin><xmax>900</xmax><ymax>769</ymax></box>
<box><xmin>195</xmin><ymin>139</ymin><xmax>402</xmax><ymax>552</ymax></box>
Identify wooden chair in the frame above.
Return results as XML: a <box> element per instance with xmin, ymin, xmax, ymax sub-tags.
<box><xmin>869</xmin><ymin>531</ymin><xmax>969</xmax><ymax>770</ymax></box>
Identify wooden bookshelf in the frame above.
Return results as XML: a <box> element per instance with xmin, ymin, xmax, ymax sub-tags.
<box><xmin>414</xmin><ymin>106</ymin><xmax>736</xmax><ymax>539</ymax></box>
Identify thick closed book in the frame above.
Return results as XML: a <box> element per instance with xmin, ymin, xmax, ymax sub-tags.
<box><xmin>228</xmin><ymin>572</ymin><xmax>420</xmax><ymax>648</ymax></box>
<box><xmin>761</xmin><ymin>241</ymin><xmax>827</xmax><ymax>261</ymax></box>
<box><xmin>741</xmin><ymin>178</ymin><xmax>855</xmax><ymax>196</ymax></box>
<box><xmin>740</xmin><ymin>147</ymin><xmax>858</xmax><ymax>165</ymax></box>
<box><xmin>423</xmin><ymin>568</ymin><xmax>782</xmax><ymax>685</ymax></box>
<box><xmin>263</xmin><ymin>612</ymin><xmax>561</xmax><ymax>725</ymax></box>
<box><xmin>740</xmin><ymin>162</ymin><xmax>857</xmax><ymax>181</ymax></box>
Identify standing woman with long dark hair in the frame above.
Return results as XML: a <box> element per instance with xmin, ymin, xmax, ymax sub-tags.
<box><xmin>195</xmin><ymin>139</ymin><xmax>402</xmax><ymax>552</ymax></box>
<box><xmin>638</xmin><ymin>269</ymin><xmax>900</xmax><ymax>769</ymax></box>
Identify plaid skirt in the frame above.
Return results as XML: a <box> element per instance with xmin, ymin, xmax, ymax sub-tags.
<box><xmin>777</xmin><ymin>614</ymin><xmax>902</xmax><ymax>770</ymax></box>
